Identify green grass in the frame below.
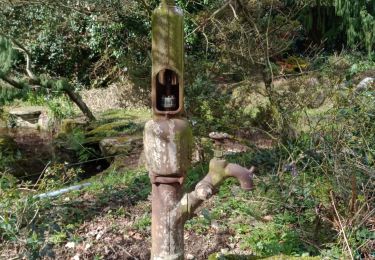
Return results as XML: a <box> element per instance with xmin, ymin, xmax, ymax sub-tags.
<box><xmin>98</xmin><ymin>108</ymin><xmax>151</xmax><ymax>124</ymax></box>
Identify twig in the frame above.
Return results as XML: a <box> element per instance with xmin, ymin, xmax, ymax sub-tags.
<box><xmin>229</xmin><ymin>3</ymin><xmax>239</xmax><ymax>20</ymax></box>
<box><xmin>33</xmin><ymin>161</ymin><xmax>51</xmax><ymax>189</ymax></box>
<box><xmin>187</xmin><ymin>1</ymin><xmax>231</xmax><ymax>38</ymax></box>
<box><xmin>27</xmin><ymin>207</ymin><xmax>39</xmax><ymax>226</ymax></box>
<box><xmin>17</xmin><ymin>187</ymin><xmax>37</xmax><ymax>192</ymax></box>
<box><xmin>330</xmin><ymin>191</ymin><xmax>354</xmax><ymax>260</ymax></box>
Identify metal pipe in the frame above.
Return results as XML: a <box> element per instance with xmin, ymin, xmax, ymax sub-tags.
<box><xmin>144</xmin><ymin>118</ymin><xmax>192</xmax><ymax>259</ymax></box>
<box><xmin>179</xmin><ymin>159</ymin><xmax>255</xmax><ymax>221</ymax></box>
<box><xmin>225</xmin><ymin>163</ymin><xmax>255</xmax><ymax>191</ymax></box>
<box><xmin>151</xmin><ymin>182</ymin><xmax>185</xmax><ymax>259</ymax></box>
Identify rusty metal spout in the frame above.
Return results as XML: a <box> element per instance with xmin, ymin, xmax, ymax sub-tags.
<box><xmin>225</xmin><ymin>163</ymin><xmax>255</xmax><ymax>191</ymax></box>
<box><xmin>179</xmin><ymin>159</ymin><xmax>255</xmax><ymax>222</ymax></box>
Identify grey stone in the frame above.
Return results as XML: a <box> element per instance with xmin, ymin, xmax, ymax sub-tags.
<box><xmin>356</xmin><ymin>77</ymin><xmax>374</xmax><ymax>93</ymax></box>
<box><xmin>8</xmin><ymin>106</ymin><xmax>50</xmax><ymax>129</ymax></box>
<box><xmin>99</xmin><ymin>137</ymin><xmax>141</xmax><ymax>158</ymax></box>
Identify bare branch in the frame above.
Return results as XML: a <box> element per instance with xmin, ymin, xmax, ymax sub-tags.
<box><xmin>187</xmin><ymin>1</ymin><xmax>231</xmax><ymax>38</ymax></box>
<box><xmin>0</xmin><ymin>74</ymin><xmax>24</xmax><ymax>89</ymax></box>
<box><xmin>12</xmin><ymin>47</ymin><xmax>37</xmax><ymax>80</ymax></box>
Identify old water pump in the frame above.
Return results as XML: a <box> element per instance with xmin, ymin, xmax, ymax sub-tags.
<box><xmin>144</xmin><ymin>0</ymin><xmax>255</xmax><ymax>259</ymax></box>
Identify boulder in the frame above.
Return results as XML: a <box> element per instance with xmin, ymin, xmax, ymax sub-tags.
<box><xmin>60</xmin><ymin>118</ymin><xmax>88</xmax><ymax>134</ymax></box>
<box><xmin>356</xmin><ymin>77</ymin><xmax>374</xmax><ymax>93</ymax></box>
<box><xmin>99</xmin><ymin>136</ymin><xmax>142</xmax><ymax>159</ymax></box>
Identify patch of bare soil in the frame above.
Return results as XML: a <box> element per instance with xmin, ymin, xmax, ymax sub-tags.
<box><xmin>55</xmin><ymin>214</ymin><xmax>151</xmax><ymax>259</ymax></box>
<box><xmin>41</xmin><ymin>199</ymin><xmax>240</xmax><ymax>260</ymax></box>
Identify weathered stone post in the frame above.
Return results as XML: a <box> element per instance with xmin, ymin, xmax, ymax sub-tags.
<box><xmin>144</xmin><ymin>1</ymin><xmax>255</xmax><ymax>259</ymax></box>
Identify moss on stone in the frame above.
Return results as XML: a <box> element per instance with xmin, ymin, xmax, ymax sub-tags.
<box><xmin>55</xmin><ymin>108</ymin><xmax>148</xmax><ymax>161</ymax></box>
<box><xmin>60</xmin><ymin>119</ymin><xmax>87</xmax><ymax>134</ymax></box>
<box><xmin>85</xmin><ymin>109</ymin><xmax>149</xmax><ymax>141</ymax></box>
<box><xmin>99</xmin><ymin>136</ymin><xmax>143</xmax><ymax>157</ymax></box>
<box><xmin>87</xmin><ymin>120</ymin><xmax>142</xmax><ymax>137</ymax></box>
<box><xmin>98</xmin><ymin>109</ymin><xmax>151</xmax><ymax>124</ymax></box>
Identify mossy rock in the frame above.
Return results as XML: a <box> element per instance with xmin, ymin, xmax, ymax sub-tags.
<box><xmin>87</xmin><ymin>120</ymin><xmax>142</xmax><ymax>138</ymax></box>
<box><xmin>60</xmin><ymin>118</ymin><xmax>88</xmax><ymax>134</ymax></box>
<box><xmin>99</xmin><ymin>136</ymin><xmax>143</xmax><ymax>158</ymax></box>
<box><xmin>96</xmin><ymin>109</ymin><xmax>151</xmax><ymax>125</ymax></box>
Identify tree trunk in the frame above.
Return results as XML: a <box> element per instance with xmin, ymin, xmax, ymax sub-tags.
<box><xmin>64</xmin><ymin>88</ymin><xmax>96</xmax><ymax>121</ymax></box>
<box><xmin>0</xmin><ymin>75</ymin><xmax>25</xmax><ymax>90</ymax></box>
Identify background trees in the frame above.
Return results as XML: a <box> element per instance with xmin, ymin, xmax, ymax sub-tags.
<box><xmin>1</xmin><ymin>0</ymin><xmax>373</xmax><ymax>94</ymax></box>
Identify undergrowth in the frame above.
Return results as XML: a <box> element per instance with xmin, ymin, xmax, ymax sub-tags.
<box><xmin>0</xmin><ymin>73</ymin><xmax>374</xmax><ymax>259</ymax></box>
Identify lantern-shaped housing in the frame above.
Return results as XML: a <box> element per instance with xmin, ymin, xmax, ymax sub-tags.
<box><xmin>152</xmin><ymin>0</ymin><xmax>184</xmax><ymax>116</ymax></box>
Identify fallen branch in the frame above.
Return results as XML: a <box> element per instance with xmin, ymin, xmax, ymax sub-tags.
<box><xmin>0</xmin><ymin>34</ymin><xmax>96</xmax><ymax>121</ymax></box>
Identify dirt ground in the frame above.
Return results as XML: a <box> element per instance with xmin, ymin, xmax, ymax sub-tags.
<box><xmin>51</xmin><ymin>199</ymin><xmax>238</xmax><ymax>260</ymax></box>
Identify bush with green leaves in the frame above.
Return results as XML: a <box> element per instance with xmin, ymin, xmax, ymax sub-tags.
<box><xmin>185</xmin><ymin>75</ymin><xmax>250</xmax><ymax>136</ymax></box>
<box><xmin>0</xmin><ymin>0</ymin><xmax>219</xmax><ymax>88</ymax></box>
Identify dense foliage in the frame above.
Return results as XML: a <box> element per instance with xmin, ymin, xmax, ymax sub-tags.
<box><xmin>298</xmin><ymin>0</ymin><xmax>375</xmax><ymax>54</ymax></box>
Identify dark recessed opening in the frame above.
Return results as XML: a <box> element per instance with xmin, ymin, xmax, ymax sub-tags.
<box><xmin>155</xmin><ymin>69</ymin><xmax>180</xmax><ymax>112</ymax></box>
